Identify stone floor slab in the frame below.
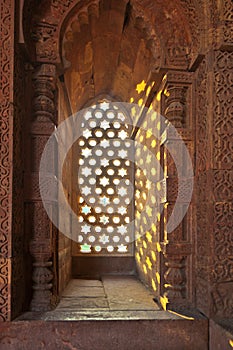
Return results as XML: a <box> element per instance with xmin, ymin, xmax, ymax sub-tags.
<box><xmin>102</xmin><ymin>276</ymin><xmax>159</xmax><ymax>311</ymax></box>
<box><xmin>57</xmin><ymin>297</ymin><xmax>109</xmax><ymax>310</ymax></box>
<box><xmin>65</xmin><ymin>279</ymin><xmax>103</xmax><ymax>288</ymax></box>
<box><xmin>62</xmin><ymin>286</ymin><xmax>105</xmax><ymax>298</ymax></box>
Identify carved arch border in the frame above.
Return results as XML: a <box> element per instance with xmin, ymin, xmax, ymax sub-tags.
<box><xmin>22</xmin><ymin>0</ymin><xmax>205</xmax><ymax>68</ymax></box>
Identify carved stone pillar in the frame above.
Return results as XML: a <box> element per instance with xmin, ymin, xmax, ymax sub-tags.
<box><xmin>164</xmin><ymin>86</ymin><xmax>187</xmax><ymax>128</ymax></box>
<box><xmin>28</xmin><ymin>64</ymin><xmax>57</xmax><ymax>311</ymax></box>
<box><xmin>164</xmin><ymin>256</ymin><xmax>186</xmax><ymax>299</ymax></box>
<box><xmin>199</xmin><ymin>49</ymin><xmax>233</xmax><ymax>318</ymax></box>
<box><xmin>159</xmin><ymin>71</ymin><xmax>194</xmax><ymax>309</ymax></box>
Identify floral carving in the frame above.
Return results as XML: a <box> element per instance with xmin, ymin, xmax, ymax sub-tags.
<box><xmin>51</xmin><ymin>0</ymin><xmax>75</xmax><ymax>17</ymax></box>
<box><xmin>0</xmin><ymin>0</ymin><xmax>14</xmax><ymax>322</ymax></box>
<box><xmin>213</xmin><ymin>202</ymin><xmax>233</xmax><ymax>284</ymax></box>
<box><xmin>213</xmin><ymin>50</ymin><xmax>233</xmax><ymax>169</ymax></box>
<box><xmin>196</xmin><ymin>58</ymin><xmax>208</xmax><ymax>173</ymax></box>
<box><xmin>222</xmin><ymin>0</ymin><xmax>233</xmax><ymax>21</ymax></box>
<box><xmin>213</xmin><ymin>170</ymin><xmax>233</xmax><ymax>201</ymax></box>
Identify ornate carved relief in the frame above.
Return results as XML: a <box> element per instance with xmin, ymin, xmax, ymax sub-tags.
<box><xmin>222</xmin><ymin>0</ymin><xmax>233</xmax><ymax>20</ymax></box>
<box><xmin>167</xmin><ymin>177</ymin><xmax>193</xmax><ymax>203</ymax></box>
<box><xmin>32</xmin><ymin>64</ymin><xmax>57</xmax><ymax>124</ymax></box>
<box><xmin>213</xmin><ymin>50</ymin><xmax>233</xmax><ymax>169</ymax></box>
<box><xmin>213</xmin><ymin>170</ymin><xmax>233</xmax><ymax>201</ymax></box>
<box><xmin>164</xmin><ymin>256</ymin><xmax>186</xmax><ymax>300</ymax></box>
<box><xmin>195</xmin><ymin>49</ymin><xmax>233</xmax><ymax>318</ymax></box>
<box><xmin>32</xmin><ymin>22</ymin><xmax>58</xmax><ymax>62</ymax></box>
<box><xmin>179</xmin><ymin>0</ymin><xmax>201</xmax><ymax>60</ymax></box>
<box><xmin>213</xmin><ymin>202</ymin><xmax>233</xmax><ymax>284</ymax></box>
<box><xmin>51</xmin><ymin>0</ymin><xmax>75</xmax><ymax>17</ymax></box>
<box><xmin>0</xmin><ymin>0</ymin><xmax>14</xmax><ymax>322</ymax></box>
<box><xmin>212</xmin><ymin>282</ymin><xmax>233</xmax><ymax>317</ymax></box>
<box><xmin>196</xmin><ymin>58</ymin><xmax>208</xmax><ymax>173</ymax></box>
<box><xmin>159</xmin><ymin>71</ymin><xmax>194</xmax><ymax>307</ymax></box>
<box><xmin>162</xmin><ymin>71</ymin><xmax>193</xmax><ymax>129</ymax></box>
<box><xmin>216</xmin><ymin>0</ymin><xmax>233</xmax><ymax>49</ymax></box>
<box><xmin>0</xmin><ymin>258</ymin><xmax>10</xmax><ymax>321</ymax></box>
<box><xmin>29</xmin><ymin>64</ymin><xmax>58</xmax><ymax>311</ymax></box>
<box><xmin>164</xmin><ymin>86</ymin><xmax>187</xmax><ymax>128</ymax></box>
<box><xmin>27</xmin><ymin>0</ymin><xmax>201</xmax><ymax>68</ymax></box>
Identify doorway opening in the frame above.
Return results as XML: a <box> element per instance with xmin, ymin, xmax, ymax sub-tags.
<box><xmin>54</xmin><ymin>97</ymin><xmax>162</xmax><ymax>318</ymax></box>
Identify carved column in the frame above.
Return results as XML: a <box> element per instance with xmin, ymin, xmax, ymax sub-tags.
<box><xmin>206</xmin><ymin>49</ymin><xmax>233</xmax><ymax>318</ymax></box>
<box><xmin>195</xmin><ymin>0</ymin><xmax>233</xmax><ymax>317</ymax></box>
<box><xmin>164</xmin><ymin>86</ymin><xmax>187</xmax><ymax>128</ymax></box>
<box><xmin>159</xmin><ymin>71</ymin><xmax>194</xmax><ymax>309</ymax></box>
<box><xmin>28</xmin><ymin>64</ymin><xmax>57</xmax><ymax>311</ymax></box>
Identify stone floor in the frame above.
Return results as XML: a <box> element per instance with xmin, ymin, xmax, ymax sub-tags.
<box><xmin>13</xmin><ymin>276</ymin><xmax>209</xmax><ymax>349</ymax></box>
<box><xmin>52</xmin><ymin>275</ymin><xmax>160</xmax><ymax>320</ymax></box>
<box><xmin>19</xmin><ymin>275</ymin><xmax>165</xmax><ymax>321</ymax></box>
<box><xmin>18</xmin><ymin>275</ymin><xmax>208</xmax><ymax>323</ymax></box>
<box><xmin>59</xmin><ymin>276</ymin><xmax>159</xmax><ymax>310</ymax></box>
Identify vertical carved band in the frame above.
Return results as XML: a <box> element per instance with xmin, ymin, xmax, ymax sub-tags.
<box><xmin>29</xmin><ymin>64</ymin><xmax>57</xmax><ymax>311</ymax></box>
<box><xmin>0</xmin><ymin>0</ymin><xmax>14</xmax><ymax>322</ymax></box>
<box><xmin>160</xmin><ymin>72</ymin><xmax>193</xmax><ymax>308</ymax></box>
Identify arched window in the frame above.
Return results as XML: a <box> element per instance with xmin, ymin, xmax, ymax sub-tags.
<box><xmin>76</xmin><ymin>101</ymin><xmax>134</xmax><ymax>255</ymax></box>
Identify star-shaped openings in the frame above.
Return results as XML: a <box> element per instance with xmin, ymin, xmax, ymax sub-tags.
<box><xmin>117</xmin><ymin>225</ymin><xmax>127</xmax><ymax>235</ymax></box>
<box><xmin>118</xmin><ymin>130</ymin><xmax>128</xmax><ymax>140</ymax></box>
<box><xmin>100</xmin><ymin>120</ymin><xmax>110</xmax><ymax>130</ymax></box>
<box><xmin>81</xmin><ymin>205</ymin><xmax>91</xmax><ymax>215</ymax></box>
<box><xmin>118</xmin><ymin>149</ymin><xmax>128</xmax><ymax>158</ymax></box>
<box><xmin>100</xmin><ymin>215</ymin><xmax>109</xmax><ymax>225</ymax></box>
<box><xmin>99</xmin><ymin>176</ymin><xmax>110</xmax><ymax>187</ymax></box>
<box><xmin>118</xmin><ymin>168</ymin><xmax>127</xmax><ymax>177</ymax></box>
<box><xmin>118</xmin><ymin>113</ymin><xmax>125</xmax><ymax>122</ymax></box>
<box><xmin>81</xmin><ymin>224</ymin><xmax>91</xmax><ymax>234</ymax></box>
<box><xmin>100</xmin><ymin>102</ymin><xmax>109</xmax><ymax>111</ymax></box>
<box><xmin>84</xmin><ymin>111</ymin><xmax>92</xmax><ymax>120</ymax></box>
<box><xmin>99</xmin><ymin>234</ymin><xmax>109</xmax><ymax>244</ymax></box>
<box><xmin>117</xmin><ymin>187</ymin><xmax>127</xmax><ymax>197</ymax></box>
<box><xmin>99</xmin><ymin>196</ymin><xmax>110</xmax><ymax>207</ymax></box>
<box><xmin>118</xmin><ymin>206</ymin><xmax>127</xmax><ymax>215</ymax></box>
<box><xmin>101</xmin><ymin>158</ymin><xmax>109</xmax><ymax>167</ymax></box>
<box><xmin>118</xmin><ymin>245</ymin><xmax>128</xmax><ymax>253</ymax></box>
<box><xmin>81</xmin><ymin>167</ymin><xmax>92</xmax><ymax>177</ymax></box>
<box><xmin>82</xmin><ymin>148</ymin><xmax>92</xmax><ymax>158</ymax></box>
<box><xmin>100</xmin><ymin>139</ymin><xmax>110</xmax><ymax>148</ymax></box>
<box><xmin>83</xmin><ymin>129</ymin><xmax>92</xmax><ymax>139</ymax></box>
<box><xmin>81</xmin><ymin>186</ymin><xmax>91</xmax><ymax>196</ymax></box>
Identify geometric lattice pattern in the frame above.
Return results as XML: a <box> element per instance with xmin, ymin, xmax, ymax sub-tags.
<box><xmin>77</xmin><ymin>102</ymin><xmax>134</xmax><ymax>254</ymax></box>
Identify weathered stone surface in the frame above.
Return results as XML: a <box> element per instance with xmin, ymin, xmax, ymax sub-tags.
<box><xmin>102</xmin><ymin>276</ymin><xmax>159</xmax><ymax>311</ymax></box>
<box><xmin>209</xmin><ymin>320</ymin><xmax>233</xmax><ymax>350</ymax></box>
<box><xmin>0</xmin><ymin>318</ymin><xmax>208</xmax><ymax>350</ymax></box>
<box><xmin>57</xmin><ymin>297</ymin><xmax>109</xmax><ymax>310</ymax></box>
<box><xmin>63</xmin><ymin>279</ymin><xmax>103</xmax><ymax>288</ymax></box>
<box><xmin>62</xmin><ymin>283</ymin><xmax>105</xmax><ymax>298</ymax></box>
